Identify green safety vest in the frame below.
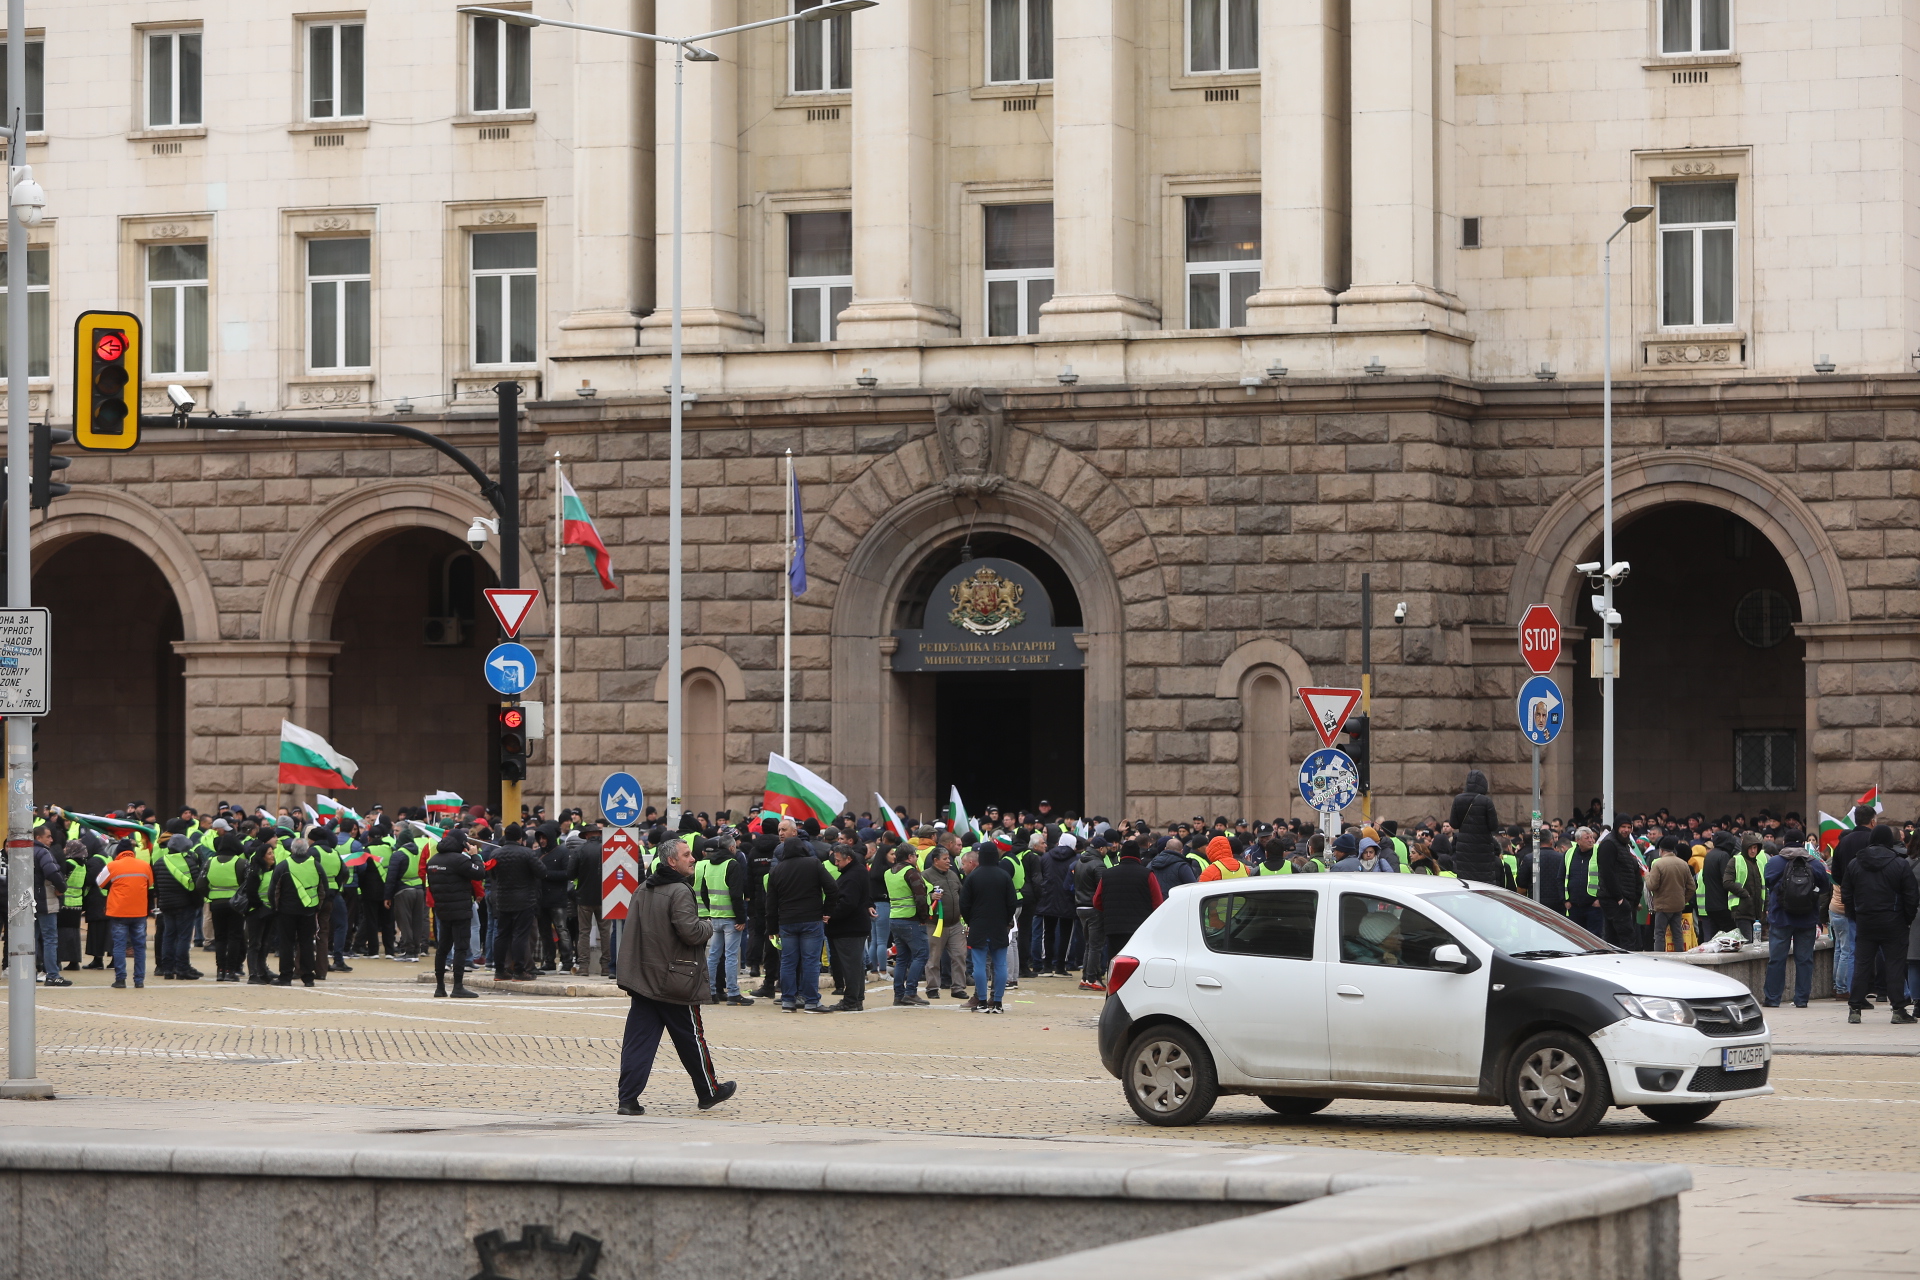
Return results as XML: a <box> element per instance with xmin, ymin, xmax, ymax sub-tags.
<box><xmin>1211</xmin><ymin>862</ymin><xmax>1250</xmax><ymax>879</ymax></box>
<box><xmin>1005</xmin><ymin>852</ymin><xmax>1026</xmax><ymax>893</ymax></box>
<box><xmin>205</xmin><ymin>854</ymin><xmax>244</xmax><ymax>901</ymax></box>
<box><xmin>885</xmin><ymin>865</ymin><xmax>920</xmax><ymax>917</ymax></box>
<box><xmin>394</xmin><ymin>846</ymin><xmax>424</xmax><ymax>888</ymax></box>
<box><xmin>196</xmin><ymin>829</ymin><xmax>217</xmax><ymax>855</ymax></box>
<box><xmin>366</xmin><ymin>840</ymin><xmax>394</xmax><ymax>879</ymax></box>
<box><xmin>1566</xmin><ymin>850</ymin><xmax>1598</xmax><ymax>904</ymax></box>
<box><xmin>1727</xmin><ymin>853</ymin><xmax>1766</xmax><ymax>912</ymax></box>
<box><xmin>63</xmin><ymin>859</ymin><xmax>86</xmax><ymax>909</ymax></box>
<box><xmin>162</xmin><ymin>849</ymin><xmax>197</xmax><ymax>894</ymax></box>
<box><xmin>318</xmin><ymin>845</ymin><xmax>344</xmax><ymax>889</ymax></box>
<box><xmin>283</xmin><ymin>856</ymin><xmax>321</xmax><ymax>909</ymax></box>
<box><xmin>693</xmin><ymin>859</ymin><xmax>734</xmax><ymax>919</ymax></box>
<box><xmin>411</xmin><ymin>837</ymin><xmax>431</xmax><ymax>881</ymax></box>
<box><xmin>1500</xmin><ymin>853</ymin><xmax>1519</xmax><ymax>888</ymax></box>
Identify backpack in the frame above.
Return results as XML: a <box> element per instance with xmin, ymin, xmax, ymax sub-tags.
<box><xmin>1775</xmin><ymin>857</ymin><xmax>1818</xmax><ymax>917</ymax></box>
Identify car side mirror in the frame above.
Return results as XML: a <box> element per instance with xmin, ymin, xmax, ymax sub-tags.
<box><xmin>1431</xmin><ymin>943</ymin><xmax>1479</xmax><ymax>973</ymax></box>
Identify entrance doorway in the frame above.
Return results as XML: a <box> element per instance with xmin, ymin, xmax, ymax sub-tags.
<box><xmin>934</xmin><ymin>670</ymin><xmax>1084</xmax><ymax>817</ymax></box>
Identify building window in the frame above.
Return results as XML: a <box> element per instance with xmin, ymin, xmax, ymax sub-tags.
<box><xmin>1733</xmin><ymin>731</ymin><xmax>1793</xmax><ymax>793</ymax></box>
<box><xmin>0</xmin><ymin>39</ymin><xmax>44</xmax><ymax>133</ymax></box>
<box><xmin>471</xmin><ymin>13</ymin><xmax>531</xmax><ymax>113</ymax></box>
<box><xmin>1662</xmin><ymin>0</ymin><xmax>1731</xmax><ymax>55</ymax></box>
<box><xmin>787</xmin><ymin>211</ymin><xmax>851</xmax><ymax>342</ymax></box>
<box><xmin>0</xmin><ymin>246</ymin><xmax>49</xmax><ymax>378</ymax></box>
<box><xmin>792</xmin><ymin>0</ymin><xmax>851</xmax><ymax>93</ymax></box>
<box><xmin>308</xmin><ymin>238</ymin><xmax>371</xmax><ymax>372</ymax></box>
<box><xmin>472</xmin><ymin>231</ymin><xmax>537</xmax><ymax>366</ymax></box>
<box><xmin>1188</xmin><ymin>0</ymin><xmax>1256</xmax><ymax>74</ymax></box>
<box><xmin>1659</xmin><ymin>181</ymin><xmax>1735</xmax><ymax>328</ymax></box>
<box><xmin>1733</xmin><ymin>588</ymin><xmax>1792</xmax><ymax>649</ymax></box>
<box><xmin>984</xmin><ymin>203</ymin><xmax>1053</xmax><ymax>337</ymax></box>
<box><xmin>147</xmin><ymin>29</ymin><xmax>203</xmax><ymax>128</ymax></box>
<box><xmin>308</xmin><ymin>21</ymin><xmax>365</xmax><ymax>120</ymax></box>
<box><xmin>147</xmin><ymin>242</ymin><xmax>208</xmax><ymax>375</ymax></box>
<box><xmin>1185</xmin><ymin>194</ymin><xmax>1260</xmax><ymax>328</ymax></box>
<box><xmin>987</xmin><ymin>0</ymin><xmax>1052</xmax><ymax>84</ymax></box>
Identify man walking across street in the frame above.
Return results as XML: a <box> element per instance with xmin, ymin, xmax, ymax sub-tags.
<box><xmin>1843</xmin><ymin>824</ymin><xmax>1919</xmax><ymax>1023</ymax></box>
<box><xmin>614</xmin><ymin>837</ymin><xmax>736</xmax><ymax>1114</ymax></box>
<box><xmin>1763</xmin><ymin>841</ymin><xmax>1831</xmax><ymax>1008</ymax></box>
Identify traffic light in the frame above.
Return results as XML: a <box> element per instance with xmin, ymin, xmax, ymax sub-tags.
<box><xmin>497</xmin><ymin>703</ymin><xmax>527</xmax><ymax>781</ymax></box>
<box><xmin>31</xmin><ymin>421</ymin><xmax>71</xmax><ymax>510</ymax></box>
<box><xmin>72</xmin><ymin>310</ymin><xmax>142</xmax><ymax>452</ymax></box>
<box><xmin>1343</xmin><ymin>714</ymin><xmax>1371</xmax><ymax>794</ymax></box>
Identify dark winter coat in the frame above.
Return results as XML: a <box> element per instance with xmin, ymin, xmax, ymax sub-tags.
<box><xmin>1038</xmin><ymin>845</ymin><xmax>1080</xmax><ymax>917</ymax></box>
<box><xmin>1699</xmin><ymin>833</ymin><xmax>1738</xmax><ymax>918</ymax></box>
<box><xmin>487</xmin><ymin>842</ymin><xmax>545</xmax><ymax>913</ymax></box>
<box><xmin>1148</xmin><ymin>846</ymin><xmax>1197</xmax><ymax>891</ymax></box>
<box><xmin>1595</xmin><ymin>831</ymin><xmax>1644</xmax><ymax>906</ymax></box>
<box><xmin>537</xmin><ymin>846</ymin><xmax>575</xmax><ymax>910</ymax></box>
<box><xmin>766</xmin><ymin>839</ymin><xmax>838</xmax><ymax>928</ymax></box>
<box><xmin>1073</xmin><ymin>849</ymin><xmax>1105</xmax><ymax>908</ymax></box>
<box><xmin>956</xmin><ymin>857</ymin><xmax>1018</xmax><ymax>947</ymax></box>
<box><xmin>426</xmin><ymin>850</ymin><xmax>487</xmax><ymax>918</ymax></box>
<box><xmin>1093</xmin><ymin>858</ymin><xmax>1163</xmax><ymax>938</ymax></box>
<box><xmin>1843</xmin><ymin>830</ymin><xmax>1920</xmax><ymax>937</ymax></box>
<box><xmin>1445</xmin><ymin>770</ymin><xmax>1501</xmax><ymax>885</ymax></box>
<box><xmin>825</xmin><ymin>853</ymin><xmax>873</xmax><ymax>938</ymax></box>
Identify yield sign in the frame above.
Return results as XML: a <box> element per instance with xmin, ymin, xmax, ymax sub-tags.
<box><xmin>1299</xmin><ymin>687</ymin><xmax>1363</xmax><ymax>750</ymax></box>
<box><xmin>484</xmin><ymin>588</ymin><xmax>539</xmax><ymax>639</ymax></box>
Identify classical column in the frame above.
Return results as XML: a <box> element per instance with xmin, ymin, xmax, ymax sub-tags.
<box><xmin>1037</xmin><ymin>0</ymin><xmax>1158</xmax><ymax>333</ymax></box>
<box><xmin>1334</xmin><ymin>0</ymin><xmax>1460</xmax><ymax>327</ymax></box>
<box><xmin>1243</xmin><ymin>0</ymin><xmax>1346</xmax><ymax>327</ymax></box>
<box><xmin>558</xmin><ymin>0</ymin><xmax>655</xmax><ymax>355</ymax></box>
<box><xmin>173</xmin><ymin>641</ymin><xmax>342</xmax><ymax>810</ymax></box>
<box><xmin>834</xmin><ymin>0</ymin><xmax>957</xmax><ymax>340</ymax></box>
<box><xmin>639</xmin><ymin>0</ymin><xmax>762</xmax><ymax>347</ymax></box>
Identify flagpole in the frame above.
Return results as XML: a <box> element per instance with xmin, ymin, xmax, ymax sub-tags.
<box><xmin>783</xmin><ymin>447</ymin><xmax>793</xmax><ymax>762</ymax></box>
<box><xmin>553</xmin><ymin>453</ymin><xmax>563</xmax><ymax>822</ymax></box>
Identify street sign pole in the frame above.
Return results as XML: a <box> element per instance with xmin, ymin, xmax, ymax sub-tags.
<box><xmin>1359</xmin><ymin>572</ymin><xmax>1372</xmax><ymax>822</ymax></box>
<box><xmin>495</xmin><ymin>382</ymin><xmax>521</xmax><ymax>826</ymax></box>
<box><xmin>1532</xmin><ymin>745</ymin><xmax>1543</xmax><ymax>905</ymax></box>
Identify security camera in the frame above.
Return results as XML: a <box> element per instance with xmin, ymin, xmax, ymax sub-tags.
<box><xmin>1605</xmin><ymin>561</ymin><xmax>1631</xmax><ymax>582</ymax></box>
<box><xmin>1604</xmin><ymin>609</ymin><xmax>1623</xmax><ymax>626</ymax></box>
<box><xmin>1393</xmin><ymin>601</ymin><xmax>1408</xmax><ymax>624</ymax></box>
<box><xmin>1590</xmin><ymin>594</ymin><xmax>1607</xmax><ymax>616</ymax></box>
<box><xmin>166</xmin><ymin>384</ymin><xmax>195</xmax><ymax>411</ymax></box>
<box><xmin>466</xmin><ymin>518</ymin><xmax>492</xmax><ymax>551</ymax></box>
<box><xmin>1575</xmin><ymin>561</ymin><xmax>1602</xmax><ymax>575</ymax></box>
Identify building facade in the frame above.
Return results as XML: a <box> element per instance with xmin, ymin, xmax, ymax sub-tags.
<box><xmin>11</xmin><ymin>0</ymin><xmax>1919</xmax><ymax>825</ymax></box>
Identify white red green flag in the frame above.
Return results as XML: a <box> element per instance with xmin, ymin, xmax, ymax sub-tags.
<box><xmin>316</xmin><ymin>795</ymin><xmax>360</xmax><ymax>824</ymax></box>
<box><xmin>875</xmin><ymin>793</ymin><xmax>910</xmax><ymax>842</ymax></box>
<box><xmin>426</xmin><ymin>790</ymin><xmax>464</xmax><ymax>820</ymax></box>
<box><xmin>560</xmin><ymin>470</ymin><xmax>617</xmax><ymax>591</ymax></box>
<box><xmin>278</xmin><ymin>720</ymin><xmax>357</xmax><ymax>790</ymax></box>
<box><xmin>1817</xmin><ymin>811</ymin><xmax>1852</xmax><ymax>852</ymax></box>
<box><xmin>1858</xmin><ymin>786</ymin><xmax>1883</xmax><ymax>815</ymax></box>
<box><xmin>761</xmin><ymin>753</ymin><xmax>845</xmax><ymax>824</ymax></box>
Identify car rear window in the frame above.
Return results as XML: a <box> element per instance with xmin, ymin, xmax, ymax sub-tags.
<box><xmin>1199</xmin><ymin>890</ymin><xmax>1316</xmax><ymax>960</ymax></box>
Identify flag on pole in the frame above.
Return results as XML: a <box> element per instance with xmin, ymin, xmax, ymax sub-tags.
<box><xmin>65</xmin><ymin>811</ymin><xmax>160</xmax><ymax>841</ymax></box>
<box><xmin>947</xmin><ymin>785</ymin><xmax>982</xmax><ymax>838</ymax></box>
<box><xmin>875</xmin><ymin>793</ymin><xmax>910</xmax><ymax>842</ymax></box>
<box><xmin>278</xmin><ymin>720</ymin><xmax>358</xmax><ymax>790</ymax></box>
<box><xmin>1817</xmin><ymin>811</ymin><xmax>1852</xmax><ymax>852</ymax></box>
<box><xmin>559</xmin><ymin>468</ymin><xmax>618</xmax><ymax>591</ymax></box>
<box><xmin>788</xmin><ymin>466</ymin><xmax>809</xmax><ymax>597</ymax></box>
<box><xmin>316</xmin><ymin>795</ymin><xmax>361</xmax><ymax>824</ymax></box>
<box><xmin>761</xmin><ymin>752</ymin><xmax>846</xmax><ymax>824</ymax></box>
<box><xmin>1858</xmin><ymin>786</ymin><xmax>1883</xmax><ymax>815</ymax></box>
<box><xmin>425</xmin><ymin>790</ymin><xmax>464</xmax><ymax>821</ymax></box>
<box><xmin>301</xmin><ymin>802</ymin><xmax>321</xmax><ymax>827</ymax></box>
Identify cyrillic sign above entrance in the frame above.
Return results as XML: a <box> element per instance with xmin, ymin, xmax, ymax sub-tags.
<box><xmin>890</xmin><ymin>557</ymin><xmax>1084</xmax><ymax>672</ymax></box>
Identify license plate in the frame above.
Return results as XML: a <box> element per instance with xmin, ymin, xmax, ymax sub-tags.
<box><xmin>1723</xmin><ymin>1045</ymin><xmax>1768</xmax><ymax>1071</ymax></box>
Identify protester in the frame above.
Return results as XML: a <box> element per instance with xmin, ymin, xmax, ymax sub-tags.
<box><xmin>614</xmin><ymin>837</ymin><xmax>736</xmax><ymax>1114</ymax></box>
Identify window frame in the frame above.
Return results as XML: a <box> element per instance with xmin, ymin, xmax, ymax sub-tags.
<box><xmin>1182</xmin><ymin>193</ymin><xmax>1261</xmax><ymax>330</ymax></box>
<box><xmin>785</xmin><ymin>210</ymin><xmax>852</xmax><ymax>343</ymax></box>
<box><xmin>469</xmin><ymin>230</ymin><xmax>538</xmax><ymax>368</ymax></box>
<box><xmin>145</xmin><ymin>27</ymin><xmax>204</xmax><ymax>129</ymax></box>
<box><xmin>0</xmin><ymin>244</ymin><xmax>51</xmax><ymax>379</ymax></box>
<box><xmin>1185</xmin><ymin>0</ymin><xmax>1258</xmax><ymax>76</ymax></box>
<box><xmin>1660</xmin><ymin>0</ymin><xmax>1733</xmax><ymax>57</ymax></box>
<box><xmin>985</xmin><ymin>0</ymin><xmax>1053</xmax><ymax>86</ymax></box>
<box><xmin>469</xmin><ymin>12</ymin><xmax>532</xmax><ymax>114</ymax></box>
<box><xmin>1732</xmin><ymin>731</ymin><xmax>1795</xmax><ymax>793</ymax></box>
<box><xmin>0</xmin><ymin>37</ymin><xmax>45</xmax><ymax>134</ymax></box>
<box><xmin>790</xmin><ymin>0</ymin><xmax>852</xmax><ymax>95</ymax></box>
<box><xmin>1198</xmin><ymin>889</ymin><xmax>1319</xmax><ymax>961</ymax></box>
<box><xmin>1337</xmin><ymin>892</ymin><xmax>1470</xmax><ymax>971</ymax></box>
<box><xmin>982</xmin><ymin>201</ymin><xmax>1054</xmax><ymax>338</ymax></box>
<box><xmin>146</xmin><ymin>242</ymin><xmax>210</xmax><ymax>377</ymax></box>
<box><xmin>306</xmin><ymin>20</ymin><xmax>366</xmax><ymax>122</ymax></box>
<box><xmin>306</xmin><ymin>237</ymin><xmax>373</xmax><ymax>374</ymax></box>
<box><xmin>1656</xmin><ymin>180</ymin><xmax>1737</xmax><ymax>331</ymax></box>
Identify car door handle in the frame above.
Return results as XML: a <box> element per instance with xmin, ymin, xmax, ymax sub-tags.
<box><xmin>1194</xmin><ymin>977</ymin><xmax>1222</xmax><ymax>989</ymax></box>
<box><xmin>1336</xmin><ymin>985</ymin><xmax>1364</xmax><ymax>998</ymax></box>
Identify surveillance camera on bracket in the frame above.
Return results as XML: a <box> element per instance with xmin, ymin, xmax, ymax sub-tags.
<box><xmin>1605</xmin><ymin>561</ymin><xmax>1631</xmax><ymax>581</ymax></box>
<box><xmin>1575</xmin><ymin>561</ymin><xmax>1602</xmax><ymax>575</ymax></box>
<box><xmin>1392</xmin><ymin>601</ymin><xmax>1408</xmax><ymax>623</ymax></box>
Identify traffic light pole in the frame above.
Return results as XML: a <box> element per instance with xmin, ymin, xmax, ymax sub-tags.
<box><xmin>1359</xmin><ymin>572</ymin><xmax>1372</xmax><ymax>822</ymax></box>
<box><xmin>3</xmin><ymin>0</ymin><xmax>52</xmax><ymax>1100</ymax></box>
<box><xmin>495</xmin><ymin>383</ymin><xmax>522</xmax><ymax>825</ymax></box>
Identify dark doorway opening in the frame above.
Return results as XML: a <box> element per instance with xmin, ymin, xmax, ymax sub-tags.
<box><xmin>1571</xmin><ymin>504</ymin><xmax>1803</xmax><ymax>823</ymax></box>
<box><xmin>934</xmin><ymin>670</ymin><xmax>1084</xmax><ymax>819</ymax></box>
<box><xmin>32</xmin><ymin>535</ymin><xmax>186</xmax><ymax>814</ymax></box>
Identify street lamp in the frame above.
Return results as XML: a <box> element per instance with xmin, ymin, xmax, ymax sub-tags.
<box><xmin>458</xmin><ymin>1</ymin><xmax>877</xmax><ymax>824</ymax></box>
<box><xmin>1599</xmin><ymin>203</ymin><xmax>1653</xmax><ymax>833</ymax></box>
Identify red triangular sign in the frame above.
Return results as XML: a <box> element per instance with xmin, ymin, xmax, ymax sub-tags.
<box><xmin>1299</xmin><ymin>687</ymin><xmax>1363</xmax><ymax>750</ymax></box>
<box><xmin>484</xmin><ymin>588</ymin><xmax>539</xmax><ymax>639</ymax></box>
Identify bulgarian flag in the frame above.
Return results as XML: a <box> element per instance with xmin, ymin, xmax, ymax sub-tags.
<box><xmin>279</xmin><ymin>720</ymin><xmax>358</xmax><ymax>790</ymax></box>
<box><xmin>761</xmin><ymin>752</ymin><xmax>845</xmax><ymax>824</ymax></box>
<box><xmin>876</xmin><ymin>793</ymin><xmax>910</xmax><ymax>842</ymax></box>
<box><xmin>1817</xmin><ymin>811</ymin><xmax>1852</xmax><ymax>852</ymax></box>
<box><xmin>426</xmin><ymin>790</ymin><xmax>464</xmax><ymax>820</ymax></box>
<box><xmin>67</xmin><ymin>811</ymin><xmax>160</xmax><ymax>841</ymax></box>
<box><xmin>316</xmin><ymin>795</ymin><xmax>360</xmax><ymax>824</ymax></box>
<box><xmin>560</xmin><ymin>469</ymin><xmax>618</xmax><ymax>591</ymax></box>
<box><xmin>1858</xmin><ymin>786</ymin><xmax>1884</xmax><ymax>815</ymax></box>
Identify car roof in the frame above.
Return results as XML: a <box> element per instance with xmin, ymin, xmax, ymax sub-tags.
<box><xmin>1184</xmin><ymin>873</ymin><xmax>1495</xmax><ymax>898</ymax></box>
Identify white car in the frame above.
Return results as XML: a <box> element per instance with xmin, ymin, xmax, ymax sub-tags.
<box><xmin>1098</xmin><ymin>874</ymin><xmax>1772</xmax><ymax>1136</ymax></box>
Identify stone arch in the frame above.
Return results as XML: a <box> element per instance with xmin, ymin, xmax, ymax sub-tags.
<box><xmin>1509</xmin><ymin>450</ymin><xmax>1849</xmax><ymax>627</ymax></box>
<box><xmin>30</xmin><ymin>487</ymin><xmax>221</xmax><ymax>642</ymax></box>
<box><xmin>819</xmin><ymin>429</ymin><xmax>1154</xmax><ymax>818</ymax></box>
<box><xmin>651</xmin><ymin>644</ymin><xmax>748</xmax><ymax>702</ymax></box>
<box><xmin>260</xmin><ymin>479</ymin><xmax>549</xmax><ymax>643</ymax></box>
<box><xmin>1216</xmin><ymin>639</ymin><xmax>1318</xmax><ymax>825</ymax></box>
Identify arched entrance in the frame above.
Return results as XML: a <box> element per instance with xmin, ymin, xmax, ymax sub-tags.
<box><xmin>32</xmin><ymin>535</ymin><xmax>186</xmax><ymax>813</ymax></box>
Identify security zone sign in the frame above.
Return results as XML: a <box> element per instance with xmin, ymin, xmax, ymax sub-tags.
<box><xmin>601</xmin><ymin>825</ymin><xmax>641</xmax><ymax>921</ymax></box>
<box><xmin>0</xmin><ymin>608</ymin><xmax>51</xmax><ymax>716</ymax></box>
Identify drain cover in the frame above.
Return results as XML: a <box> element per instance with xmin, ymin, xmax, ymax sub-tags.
<box><xmin>1795</xmin><ymin>1193</ymin><xmax>1920</xmax><ymax>1206</ymax></box>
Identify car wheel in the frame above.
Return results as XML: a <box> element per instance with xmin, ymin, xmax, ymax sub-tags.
<box><xmin>1640</xmin><ymin>1101</ymin><xmax>1719</xmax><ymax>1126</ymax></box>
<box><xmin>1259</xmin><ymin>1096</ymin><xmax>1333</xmax><ymax>1117</ymax></box>
<box><xmin>1123</xmin><ymin>1025</ymin><xmax>1218</xmax><ymax>1127</ymax></box>
<box><xmin>1506</xmin><ymin>1030</ymin><xmax>1613</xmax><ymax>1137</ymax></box>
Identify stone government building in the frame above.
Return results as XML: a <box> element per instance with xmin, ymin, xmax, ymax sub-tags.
<box><xmin>15</xmin><ymin>1</ymin><xmax>1918</xmax><ymax>825</ymax></box>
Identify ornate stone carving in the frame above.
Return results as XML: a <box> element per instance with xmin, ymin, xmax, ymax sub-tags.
<box><xmin>150</xmin><ymin>223</ymin><xmax>194</xmax><ymax>239</ymax></box>
<box><xmin>1670</xmin><ymin>160</ymin><xmax>1718</xmax><ymax>175</ymax></box>
<box><xmin>478</xmin><ymin>209</ymin><xmax>520</xmax><ymax>225</ymax></box>
<box><xmin>935</xmin><ymin>386</ymin><xmax>1007</xmax><ymax>497</ymax></box>
<box><xmin>310</xmin><ymin>215</ymin><xmax>353</xmax><ymax>232</ymax></box>
<box><xmin>1652</xmin><ymin>343</ymin><xmax>1733</xmax><ymax>365</ymax></box>
<box><xmin>295</xmin><ymin>383</ymin><xmax>366</xmax><ymax>405</ymax></box>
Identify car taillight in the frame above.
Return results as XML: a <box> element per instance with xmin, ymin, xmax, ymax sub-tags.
<box><xmin>1107</xmin><ymin>955</ymin><xmax>1140</xmax><ymax>991</ymax></box>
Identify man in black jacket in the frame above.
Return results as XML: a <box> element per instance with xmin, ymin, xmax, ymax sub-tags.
<box><xmin>1594</xmin><ymin>826</ymin><xmax>1644</xmax><ymax>949</ymax></box>
<box><xmin>1843</xmin><ymin>824</ymin><xmax>1919</xmax><ymax>1023</ymax></box>
<box><xmin>1699</xmin><ymin>830</ymin><xmax>1740</xmax><ymax>939</ymax></box>
<box><xmin>534</xmin><ymin>824</ymin><xmax>576</xmax><ymax>973</ymax></box>
<box><xmin>765</xmin><ymin>836</ymin><xmax>837</xmax><ymax>1012</ymax></box>
<box><xmin>1446</xmin><ymin>769</ymin><xmax>1501</xmax><ymax>885</ymax></box>
<box><xmin>823</xmin><ymin>841</ymin><xmax>873</xmax><ymax>1011</ymax></box>
<box><xmin>487</xmin><ymin>825</ymin><xmax>544</xmax><ymax>981</ymax></box>
<box><xmin>268</xmin><ymin>839</ymin><xmax>324</xmax><ymax>986</ymax></box>
<box><xmin>957</xmin><ymin>845</ymin><xmax>1018</xmax><ymax>1012</ymax></box>
<box><xmin>572</xmin><ymin>825</ymin><xmax>607</xmax><ymax>976</ymax></box>
<box><xmin>743</xmin><ymin>817</ymin><xmax>781</xmax><ymax>983</ymax></box>
<box><xmin>1092</xmin><ymin>840</ymin><xmax>1163</xmax><ymax>964</ymax></box>
<box><xmin>426</xmin><ymin>831</ymin><xmax>487</xmax><ymax>998</ymax></box>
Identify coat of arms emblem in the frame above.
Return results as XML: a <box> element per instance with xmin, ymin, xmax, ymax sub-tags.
<box><xmin>948</xmin><ymin>566</ymin><xmax>1025</xmax><ymax>636</ymax></box>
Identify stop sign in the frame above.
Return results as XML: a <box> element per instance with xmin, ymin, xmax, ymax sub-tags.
<box><xmin>1519</xmin><ymin>604</ymin><xmax>1561</xmax><ymax>674</ymax></box>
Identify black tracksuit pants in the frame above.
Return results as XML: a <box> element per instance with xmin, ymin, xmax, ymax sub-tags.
<box><xmin>619</xmin><ymin>993</ymin><xmax>721</xmax><ymax>1105</ymax></box>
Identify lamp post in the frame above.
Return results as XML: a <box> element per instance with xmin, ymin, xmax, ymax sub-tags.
<box><xmin>460</xmin><ymin>2</ymin><xmax>875</xmax><ymax>824</ymax></box>
<box><xmin>1599</xmin><ymin>203</ymin><xmax>1654</xmax><ymax>832</ymax></box>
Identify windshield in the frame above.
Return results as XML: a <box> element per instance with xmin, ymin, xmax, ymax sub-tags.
<box><xmin>1425</xmin><ymin>888</ymin><xmax>1611</xmax><ymax>957</ymax></box>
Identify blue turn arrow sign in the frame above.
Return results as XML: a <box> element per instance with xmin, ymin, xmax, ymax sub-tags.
<box><xmin>484</xmin><ymin>641</ymin><xmax>538</xmax><ymax>695</ymax></box>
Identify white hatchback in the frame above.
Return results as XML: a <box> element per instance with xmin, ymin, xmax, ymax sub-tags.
<box><xmin>1097</xmin><ymin>874</ymin><xmax>1772</xmax><ymax>1136</ymax></box>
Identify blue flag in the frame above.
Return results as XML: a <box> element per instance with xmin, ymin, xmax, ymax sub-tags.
<box><xmin>788</xmin><ymin>467</ymin><xmax>809</xmax><ymax>596</ymax></box>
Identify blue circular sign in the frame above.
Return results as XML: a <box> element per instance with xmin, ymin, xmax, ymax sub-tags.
<box><xmin>1299</xmin><ymin>748</ymin><xmax>1360</xmax><ymax>813</ymax></box>
<box><xmin>599</xmin><ymin>771</ymin><xmax>644</xmax><ymax>828</ymax></box>
<box><xmin>1517</xmin><ymin>674</ymin><xmax>1564</xmax><ymax>746</ymax></box>
<box><xmin>484</xmin><ymin>641</ymin><xmax>538</xmax><ymax>695</ymax></box>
